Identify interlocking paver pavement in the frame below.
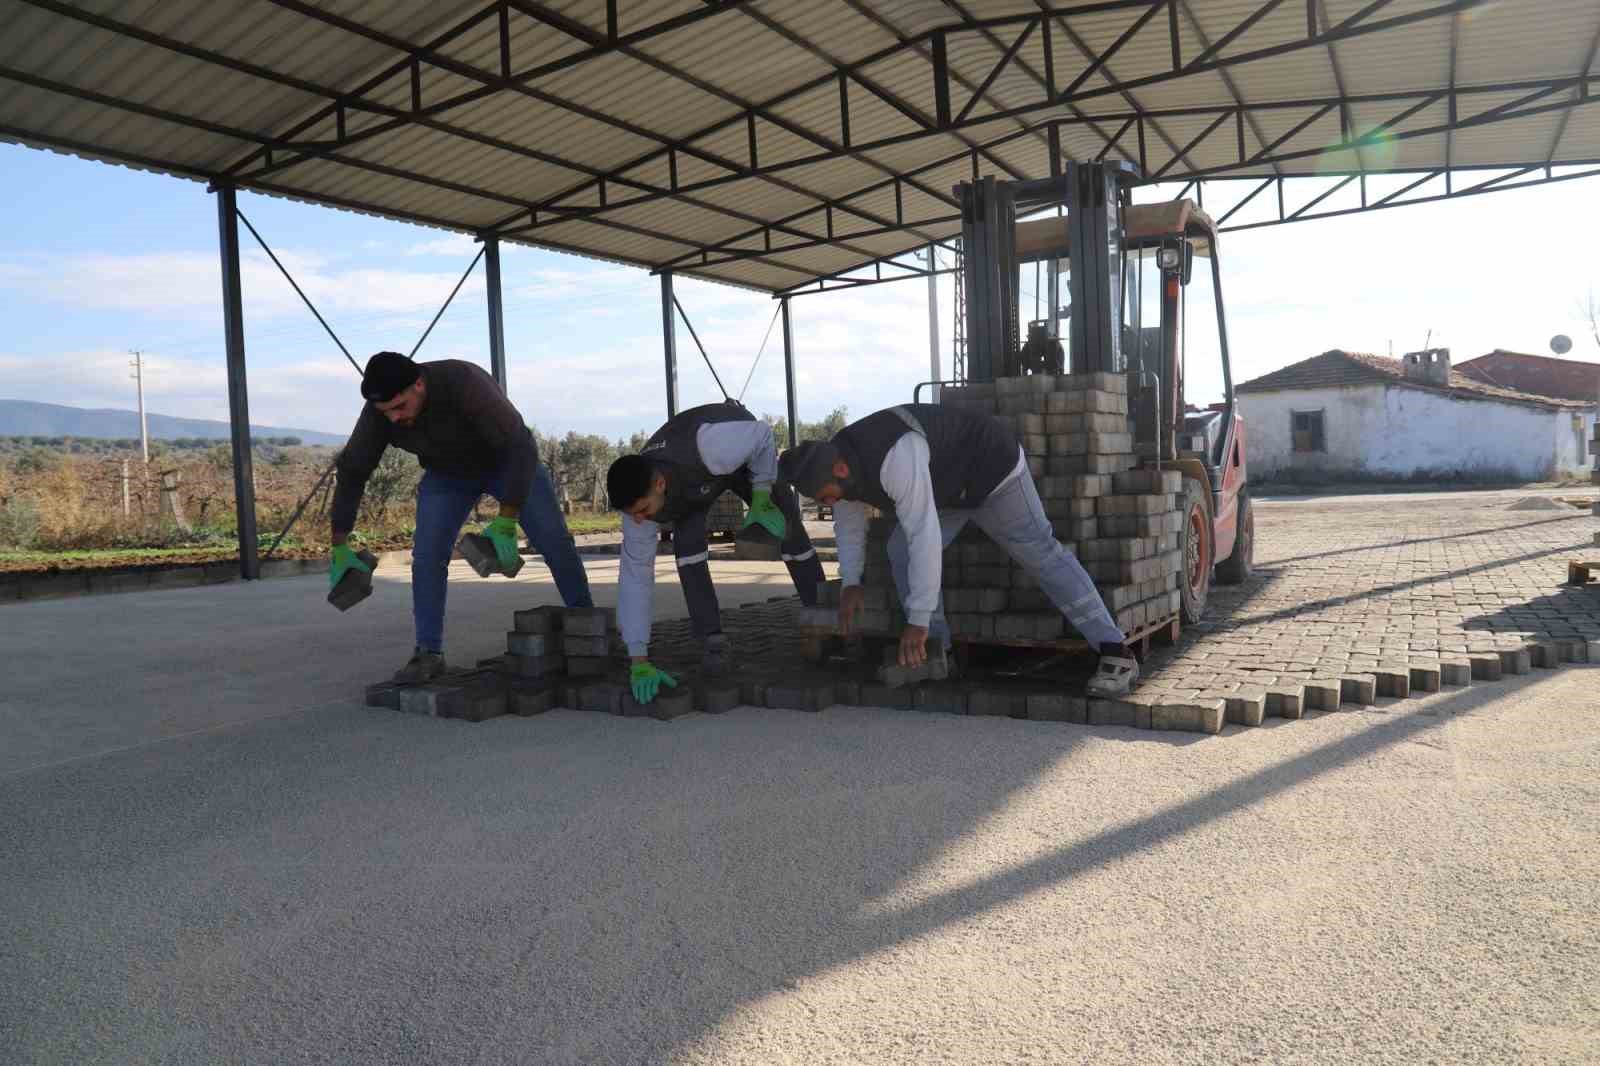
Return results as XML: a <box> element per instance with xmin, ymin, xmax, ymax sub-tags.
<box><xmin>428</xmin><ymin>492</ymin><xmax>1600</xmax><ymax>730</ymax></box>
<box><xmin>1139</xmin><ymin>496</ymin><xmax>1600</xmax><ymax>701</ymax></box>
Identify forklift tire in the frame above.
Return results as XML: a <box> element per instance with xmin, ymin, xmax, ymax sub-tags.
<box><xmin>1216</xmin><ymin>488</ymin><xmax>1254</xmax><ymax>585</ymax></box>
<box><xmin>1179</xmin><ymin>478</ymin><xmax>1211</xmax><ymax>625</ymax></box>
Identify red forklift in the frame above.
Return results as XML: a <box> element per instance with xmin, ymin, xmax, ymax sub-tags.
<box><xmin>956</xmin><ymin>161</ymin><xmax>1253</xmax><ymax>628</ymax></box>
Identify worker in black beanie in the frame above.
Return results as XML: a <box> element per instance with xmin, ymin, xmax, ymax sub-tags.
<box><xmin>330</xmin><ymin>351</ymin><xmax>593</xmax><ymax>683</ymax></box>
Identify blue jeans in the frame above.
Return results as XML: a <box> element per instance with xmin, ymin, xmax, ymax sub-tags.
<box><xmin>412</xmin><ymin>462</ymin><xmax>592</xmax><ymax>652</ymax></box>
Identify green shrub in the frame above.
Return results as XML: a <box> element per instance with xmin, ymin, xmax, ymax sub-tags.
<box><xmin>0</xmin><ymin>497</ymin><xmax>41</xmax><ymax>549</ymax></box>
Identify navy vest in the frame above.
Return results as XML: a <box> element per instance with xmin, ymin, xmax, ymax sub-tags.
<box><xmin>832</xmin><ymin>405</ymin><xmax>1018</xmax><ymax>513</ymax></box>
<box><xmin>641</xmin><ymin>401</ymin><xmax>754</xmax><ymax>524</ymax></box>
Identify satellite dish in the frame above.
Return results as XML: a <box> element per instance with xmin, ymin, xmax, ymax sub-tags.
<box><xmin>1550</xmin><ymin>334</ymin><xmax>1573</xmax><ymax>355</ymax></box>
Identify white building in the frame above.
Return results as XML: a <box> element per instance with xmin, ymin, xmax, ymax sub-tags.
<box><xmin>1236</xmin><ymin>349</ymin><xmax>1597</xmax><ymax>484</ymax></box>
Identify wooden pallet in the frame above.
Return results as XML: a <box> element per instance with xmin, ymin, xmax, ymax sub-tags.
<box><xmin>796</xmin><ymin>611</ymin><xmax>1181</xmax><ymax>663</ymax></box>
<box><xmin>1568</xmin><ymin>560</ymin><xmax>1600</xmax><ymax>586</ymax></box>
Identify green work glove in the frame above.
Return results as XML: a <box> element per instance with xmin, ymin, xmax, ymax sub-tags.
<box><xmin>741</xmin><ymin>487</ymin><xmax>787</xmax><ymax>540</ymax></box>
<box><xmin>482</xmin><ymin>515</ymin><xmax>521</xmax><ymax>573</ymax></box>
<box><xmin>629</xmin><ymin>661</ymin><xmax>678</xmax><ymax>704</ymax></box>
<box><xmin>328</xmin><ymin>543</ymin><xmax>371</xmax><ymax>590</ymax></box>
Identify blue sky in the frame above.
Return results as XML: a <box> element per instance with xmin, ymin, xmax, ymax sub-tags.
<box><xmin>1</xmin><ymin>141</ymin><xmax>1596</xmax><ymax>440</ymax></box>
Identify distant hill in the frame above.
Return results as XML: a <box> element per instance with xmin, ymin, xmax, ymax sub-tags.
<box><xmin>0</xmin><ymin>399</ymin><xmax>347</xmax><ymax>447</ymax></box>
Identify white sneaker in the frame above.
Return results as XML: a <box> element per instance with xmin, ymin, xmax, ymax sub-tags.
<box><xmin>1086</xmin><ymin>655</ymin><xmax>1139</xmax><ymax>697</ymax></box>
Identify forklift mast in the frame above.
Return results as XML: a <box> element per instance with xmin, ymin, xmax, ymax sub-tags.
<box><xmin>958</xmin><ymin>161</ymin><xmax>1137</xmax><ymax>382</ymax></box>
<box><xmin>956</xmin><ymin>159</ymin><xmax>1210</xmax><ymax>474</ymax></box>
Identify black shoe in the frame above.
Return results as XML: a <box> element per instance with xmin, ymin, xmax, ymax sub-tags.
<box><xmin>701</xmin><ymin>633</ymin><xmax>729</xmax><ymax>677</ymax></box>
<box><xmin>394</xmin><ymin>647</ymin><xmax>447</xmax><ymax>684</ymax></box>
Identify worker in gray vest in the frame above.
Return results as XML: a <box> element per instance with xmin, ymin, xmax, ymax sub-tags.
<box><xmin>780</xmin><ymin>404</ymin><xmax>1137</xmax><ymax>696</ymax></box>
<box><xmin>606</xmin><ymin>401</ymin><xmax>824</xmax><ymax>704</ymax></box>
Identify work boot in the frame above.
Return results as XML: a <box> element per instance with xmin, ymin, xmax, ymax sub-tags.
<box><xmin>701</xmin><ymin>632</ymin><xmax>729</xmax><ymax>678</ymax></box>
<box><xmin>393</xmin><ymin>647</ymin><xmax>447</xmax><ymax>685</ymax></box>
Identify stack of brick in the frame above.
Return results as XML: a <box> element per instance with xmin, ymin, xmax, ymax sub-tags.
<box><xmin>365</xmin><ymin>604</ymin><xmax>622</xmax><ymax>721</ymax></box>
<box><xmin>706</xmin><ymin>490</ymin><xmax>746</xmax><ymax>537</ymax></box>
<box><xmin>803</xmin><ymin>373</ymin><xmax>1186</xmax><ymax>643</ymax></box>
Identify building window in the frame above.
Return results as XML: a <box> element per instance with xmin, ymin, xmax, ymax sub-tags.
<box><xmin>1292</xmin><ymin>410</ymin><xmax>1325</xmax><ymax>453</ymax></box>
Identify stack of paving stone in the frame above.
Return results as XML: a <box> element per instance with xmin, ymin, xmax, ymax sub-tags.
<box><xmin>364</xmin><ymin>605</ymin><xmax>624</xmax><ymax>721</ymax></box>
<box><xmin>799</xmin><ymin>372</ymin><xmax>1186</xmax><ymax>643</ymax></box>
<box><xmin>706</xmin><ymin>490</ymin><xmax>746</xmax><ymax>537</ymax></box>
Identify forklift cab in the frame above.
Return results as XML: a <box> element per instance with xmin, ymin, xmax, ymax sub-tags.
<box><xmin>957</xmin><ymin>162</ymin><xmax>1254</xmax><ymax>620</ymax></box>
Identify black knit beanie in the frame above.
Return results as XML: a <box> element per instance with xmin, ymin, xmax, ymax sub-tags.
<box><xmin>361</xmin><ymin>351</ymin><xmax>421</xmax><ymax>402</ymax></box>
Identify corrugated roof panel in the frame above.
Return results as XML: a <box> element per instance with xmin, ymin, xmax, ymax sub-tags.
<box><xmin>862</xmin><ymin>0</ymin><xmax>1038</xmax><ymax>40</ymax></box>
<box><xmin>530</xmin><ymin>215</ymin><xmax>710</xmax><ymax>270</ymax></box>
<box><xmin>1316</xmin><ymin>15</ymin><xmax>1454</xmax><ymax>95</ymax></box>
<box><xmin>1051</xmin><ymin>6</ymin><xmax>1186</xmax><ymax>103</ymax></box>
<box><xmin>1455</xmin><ymin>0</ymin><xmax>1600</xmax><ymax>87</ymax></box>
<box><xmin>1</xmin><ymin>0</ymin><xmax>1593</xmax><ymax>291</ymax></box>
<box><xmin>1182</xmin><ymin>0</ymin><xmax>1312</xmax><ymax>62</ymax></box>
<box><xmin>533</xmin><ymin>51</ymin><xmax>741</xmax><ymax>145</ymax></box>
<box><xmin>684</xmin><ymin>179</ymin><xmax>837</xmax><ymax>234</ymax></box>
<box><xmin>1551</xmin><ymin>105</ymin><xmax>1600</xmax><ymax>163</ymax></box>
<box><xmin>1449</xmin><ymin>93</ymin><xmax>1567</xmax><ymax>167</ymax></box>
<box><xmin>632</xmin><ymin>5</ymin><xmax>855</xmax><ymax>112</ymax></box>
<box><xmin>587</xmin><ymin>195</ymin><xmax>764</xmax><ymax>249</ymax></box>
<box><xmin>1344</xmin><ymin>97</ymin><xmax>1450</xmax><ymax>170</ymax></box>
<box><xmin>269</xmin><ymin>155</ymin><xmax>509</xmax><ymax>229</ymax></box>
<box><xmin>437</xmin><ymin>6</ymin><xmax>590</xmax><ymax>73</ymax></box>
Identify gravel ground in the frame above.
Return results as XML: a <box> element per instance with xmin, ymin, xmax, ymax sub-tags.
<box><xmin>2</xmin><ymin>491</ymin><xmax>1598</xmax><ymax>1065</ymax></box>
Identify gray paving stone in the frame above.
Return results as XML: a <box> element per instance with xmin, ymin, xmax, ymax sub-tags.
<box><xmin>1086</xmin><ymin>697</ymin><xmax>1138</xmax><ymax>728</ymax></box>
<box><xmin>1407</xmin><ymin>664</ymin><xmax>1442</xmax><ymax>693</ymax></box>
<box><xmin>506</xmin><ymin>632</ymin><xmax>550</xmax><ymax>656</ymax></box>
<box><xmin>579</xmin><ymin>683</ymin><xmax>624</xmax><ymax>715</ymax></box>
<box><xmin>968</xmin><ymin>690</ymin><xmax>1025</xmax><ymax>718</ymax></box>
<box><xmin>1223</xmin><ymin>691</ymin><xmax>1265</xmax><ymax>727</ymax></box>
<box><xmin>1303</xmin><ymin>680</ymin><xmax>1343</xmax><ymax>712</ymax></box>
<box><xmin>1497</xmin><ymin>648</ymin><xmax>1531</xmax><ymax>675</ymax></box>
<box><xmin>511</xmin><ymin>686</ymin><xmax>554</xmax><ymax>716</ymax></box>
<box><xmin>1373</xmin><ymin>668</ymin><xmax>1411</xmax><ymax>699</ymax></box>
<box><xmin>1340</xmin><ymin>675</ymin><xmax>1377</xmax><ymax>706</ymax></box>
<box><xmin>1266</xmin><ymin>686</ymin><xmax>1305</xmax><ymax>719</ymax></box>
<box><xmin>914</xmin><ymin>686</ymin><xmax>968</xmax><ymax>715</ymax></box>
<box><xmin>1469</xmin><ymin>655</ymin><xmax>1504</xmax><ymax>681</ymax></box>
<box><xmin>697</xmin><ymin>685</ymin><xmax>741</xmax><ymax>714</ymax></box>
<box><xmin>1026</xmin><ymin>692</ymin><xmax>1086</xmax><ymax>723</ymax></box>
<box><xmin>562</xmin><ymin>607</ymin><xmax>614</xmax><ymax>637</ymax></box>
<box><xmin>512</xmin><ymin>606</ymin><xmax>563</xmax><ymax>634</ymax></box>
<box><xmin>563</xmin><ymin>635</ymin><xmax>610</xmax><ymax>657</ymax></box>
<box><xmin>1526</xmin><ymin>642</ymin><xmax>1559</xmax><ymax>669</ymax></box>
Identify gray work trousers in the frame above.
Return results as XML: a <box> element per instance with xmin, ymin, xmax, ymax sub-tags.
<box><xmin>886</xmin><ymin>466</ymin><xmax>1126</xmax><ymax>651</ymax></box>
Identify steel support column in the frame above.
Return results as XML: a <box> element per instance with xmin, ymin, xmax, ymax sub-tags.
<box><xmin>781</xmin><ymin>296</ymin><xmax>798</xmax><ymax>448</ymax></box>
<box><xmin>660</xmin><ymin>271</ymin><xmax>679</xmax><ymax>418</ymax></box>
<box><xmin>215</xmin><ymin>184</ymin><xmax>259</xmax><ymax>580</ymax></box>
<box><xmin>926</xmin><ymin>243</ymin><xmax>941</xmax><ymax>397</ymax></box>
<box><xmin>483</xmin><ymin>235</ymin><xmax>507</xmax><ymax>391</ymax></box>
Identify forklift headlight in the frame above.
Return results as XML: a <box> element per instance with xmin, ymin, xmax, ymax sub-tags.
<box><xmin>1157</xmin><ymin>247</ymin><xmax>1181</xmax><ymax>269</ymax></box>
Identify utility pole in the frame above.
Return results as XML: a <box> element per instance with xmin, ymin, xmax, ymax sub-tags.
<box><xmin>129</xmin><ymin>350</ymin><xmax>149</xmax><ymax>464</ymax></box>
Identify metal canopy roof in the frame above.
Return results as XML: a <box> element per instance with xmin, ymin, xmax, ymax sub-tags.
<box><xmin>3</xmin><ymin>0</ymin><xmax>1598</xmax><ymax>294</ymax></box>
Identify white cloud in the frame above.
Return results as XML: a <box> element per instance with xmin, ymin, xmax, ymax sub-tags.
<box><xmin>403</xmin><ymin>234</ymin><xmax>479</xmax><ymax>257</ymax></box>
<box><xmin>510</xmin><ymin>264</ymin><xmax>642</xmax><ymax>300</ymax></box>
<box><xmin>0</xmin><ymin>249</ymin><xmax>486</xmax><ymax>324</ymax></box>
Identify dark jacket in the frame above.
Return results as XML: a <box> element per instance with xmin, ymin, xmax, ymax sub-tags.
<box><xmin>331</xmin><ymin>359</ymin><xmax>537</xmax><ymax>533</ymax></box>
